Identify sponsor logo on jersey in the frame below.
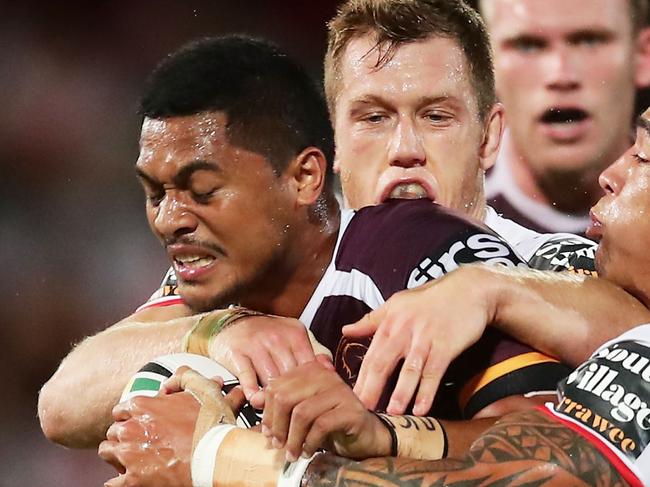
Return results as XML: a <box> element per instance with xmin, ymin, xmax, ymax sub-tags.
<box><xmin>555</xmin><ymin>340</ymin><xmax>650</xmax><ymax>460</ymax></box>
<box><xmin>407</xmin><ymin>233</ymin><xmax>526</xmax><ymax>288</ymax></box>
<box><xmin>528</xmin><ymin>237</ymin><xmax>597</xmax><ymax>274</ymax></box>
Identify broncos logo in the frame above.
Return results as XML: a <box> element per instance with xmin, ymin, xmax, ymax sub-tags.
<box><xmin>334</xmin><ymin>336</ymin><xmax>371</xmax><ymax>386</ymax></box>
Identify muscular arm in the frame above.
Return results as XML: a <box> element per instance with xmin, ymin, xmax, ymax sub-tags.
<box><xmin>38</xmin><ymin>303</ymin><xmax>194</xmax><ymax>448</ymax></box>
<box><xmin>482</xmin><ymin>265</ymin><xmax>650</xmax><ymax>366</ymax></box>
<box><xmin>303</xmin><ymin>409</ymin><xmax>627</xmax><ymax>487</ymax></box>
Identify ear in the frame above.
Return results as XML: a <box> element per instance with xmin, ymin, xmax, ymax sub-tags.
<box><xmin>634</xmin><ymin>27</ymin><xmax>650</xmax><ymax>87</ymax></box>
<box><xmin>285</xmin><ymin>147</ymin><xmax>329</xmax><ymax>206</ymax></box>
<box><xmin>478</xmin><ymin>103</ymin><xmax>505</xmax><ymax>171</ymax></box>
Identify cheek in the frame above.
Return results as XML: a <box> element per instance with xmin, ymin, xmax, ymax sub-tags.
<box><xmin>494</xmin><ymin>55</ymin><xmax>535</xmax><ymax>94</ymax></box>
<box><xmin>145</xmin><ymin>206</ymin><xmax>160</xmax><ymax>234</ymax></box>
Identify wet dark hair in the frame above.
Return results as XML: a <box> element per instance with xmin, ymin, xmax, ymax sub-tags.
<box><xmin>140</xmin><ymin>35</ymin><xmax>335</xmax><ymax>188</ymax></box>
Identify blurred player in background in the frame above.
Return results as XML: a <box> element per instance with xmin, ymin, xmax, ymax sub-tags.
<box><xmin>472</xmin><ymin>0</ymin><xmax>650</xmax><ymax>234</ymax></box>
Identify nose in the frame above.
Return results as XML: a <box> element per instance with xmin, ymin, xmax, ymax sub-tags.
<box><xmin>598</xmin><ymin>153</ymin><xmax>628</xmax><ymax>196</ymax></box>
<box><xmin>545</xmin><ymin>45</ymin><xmax>580</xmax><ymax>92</ymax></box>
<box><xmin>152</xmin><ymin>191</ymin><xmax>199</xmax><ymax>240</ymax></box>
<box><xmin>388</xmin><ymin>117</ymin><xmax>426</xmax><ymax>168</ymax></box>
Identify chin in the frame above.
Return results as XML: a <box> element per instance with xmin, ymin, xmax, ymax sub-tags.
<box><xmin>177</xmin><ymin>284</ymin><xmax>233</xmax><ymax>313</ymax></box>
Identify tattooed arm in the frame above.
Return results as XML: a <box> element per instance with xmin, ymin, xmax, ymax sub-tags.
<box><xmin>302</xmin><ymin>409</ymin><xmax>628</xmax><ymax>487</ymax></box>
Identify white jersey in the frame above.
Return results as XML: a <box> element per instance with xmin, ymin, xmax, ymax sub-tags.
<box><xmin>545</xmin><ymin>325</ymin><xmax>650</xmax><ymax>486</ymax></box>
<box><xmin>485</xmin><ymin>206</ymin><xmax>597</xmax><ymax>275</ymax></box>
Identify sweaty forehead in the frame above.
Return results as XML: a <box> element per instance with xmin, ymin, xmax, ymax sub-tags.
<box><xmin>338</xmin><ymin>34</ymin><xmax>472</xmax><ymax>102</ymax></box>
<box><xmin>137</xmin><ymin>112</ymin><xmax>229</xmax><ymax>164</ymax></box>
<box><xmin>483</xmin><ymin>0</ymin><xmax>631</xmax><ymax>38</ymax></box>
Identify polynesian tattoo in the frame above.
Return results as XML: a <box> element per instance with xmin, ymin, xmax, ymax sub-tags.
<box><xmin>302</xmin><ymin>410</ymin><xmax>627</xmax><ymax>487</ymax></box>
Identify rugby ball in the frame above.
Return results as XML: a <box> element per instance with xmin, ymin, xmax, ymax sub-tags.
<box><xmin>120</xmin><ymin>353</ymin><xmax>261</xmax><ymax>428</ymax></box>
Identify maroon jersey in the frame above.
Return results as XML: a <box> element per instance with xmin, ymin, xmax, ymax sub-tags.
<box><xmin>299</xmin><ymin>200</ymin><xmax>570</xmax><ymax>419</ymax></box>
<box><xmin>141</xmin><ymin>200</ymin><xmax>570</xmax><ymax>419</ymax></box>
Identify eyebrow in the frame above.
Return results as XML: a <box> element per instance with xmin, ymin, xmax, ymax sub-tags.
<box><xmin>135</xmin><ymin>160</ymin><xmax>221</xmax><ymax>187</ymax></box>
<box><xmin>636</xmin><ymin>115</ymin><xmax>650</xmax><ymax>138</ymax></box>
<box><xmin>349</xmin><ymin>94</ymin><xmax>456</xmax><ymax>109</ymax></box>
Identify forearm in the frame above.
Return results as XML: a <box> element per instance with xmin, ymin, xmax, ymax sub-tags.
<box><xmin>303</xmin><ymin>409</ymin><xmax>627</xmax><ymax>487</ymax></box>
<box><xmin>476</xmin><ymin>265</ymin><xmax>650</xmax><ymax>366</ymax></box>
<box><xmin>38</xmin><ymin>305</ymin><xmax>195</xmax><ymax>448</ymax></box>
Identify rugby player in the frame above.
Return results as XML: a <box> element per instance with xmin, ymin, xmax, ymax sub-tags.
<box><xmin>39</xmin><ymin>0</ymin><xmax>644</xmax><ymax>451</ymax></box>
<box><xmin>64</xmin><ymin>34</ymin><xmax>579</xmax><ymax>462</ymax></box>
<box><xmin>475</xmin><ymin>0</ymin><xmax>650</xmax><ymax>234</ymax></box>
<box><xmin>99</xmin><ymin>106</ymin><xmax>650</xmax><ymax>487</ymax></box>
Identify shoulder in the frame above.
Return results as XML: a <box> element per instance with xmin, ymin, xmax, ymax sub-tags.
<box><xmin>335</xmin><ymin>201</ymin><xmax>524</xmax><ymax>296</ymax></box>
<box><xmin>485</xmin><ymin>207</ymin><xmax>597</xmax><ymax>273</ymax></box>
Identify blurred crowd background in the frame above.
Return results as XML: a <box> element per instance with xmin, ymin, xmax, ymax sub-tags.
<box><xmin>4</xmin><ymin>1</ymin><xmax>650</xmax><ymax>486</ymax></box>
<box><xmin>1</xmin><ymin>2</ymin><xmax>337</xmax><ymax>485</ymax></box>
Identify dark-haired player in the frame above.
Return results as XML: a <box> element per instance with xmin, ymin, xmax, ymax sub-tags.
<box><xmin>100</xmin><ymin>106</ymin><xmax>650</xmax><ymax>487</ymax></box>
<box><xmin>43</xmin><ymin>32</ymin><xmax>578</xmax><ymax>469</ymax></box>
<box><xmin>40</xmin><ymin>0</ymin><xmax>642</xmax><ymax>457</ymax></box>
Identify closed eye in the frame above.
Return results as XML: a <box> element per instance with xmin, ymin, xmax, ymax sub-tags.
<box><xmin>362</xmin><ymin>113</ymin><xmax>388</xmax><ymax>124</ymax></box>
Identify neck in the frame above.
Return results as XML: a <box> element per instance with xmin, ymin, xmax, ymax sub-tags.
<box><xmin>503</xmin><ymin>138</ymin><xmax>608</xmax><ymax>215</ymax></box>
<box><xmin>469</xmin><ymin>187</ymin><xmax>488</xmax><ymax>223</ymax></box>
<box><xmin>242</xmin><ymin>200</ymin><xmax>341</xmax><ymax>319</ymax></box>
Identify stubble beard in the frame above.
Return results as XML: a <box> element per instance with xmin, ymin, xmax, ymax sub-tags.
<box><xmin>179</xmin><ymin>244</ymin><xmax>290</xmax><ymax>314</ymax></box>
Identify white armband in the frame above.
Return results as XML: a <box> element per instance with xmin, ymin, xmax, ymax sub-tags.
<box><xmin>277</xmin><ymin>453</ymin><xmax>318</xmax><ymax>487</ymax></box>
<box><xmin>191</xmin><ymin>424</ymin><xmax>236</xmax><ymax>487</ymax></box>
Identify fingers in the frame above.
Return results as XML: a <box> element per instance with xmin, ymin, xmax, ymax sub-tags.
<box><xmin>412</xmin><ymin>354</ymin><xmax>447</xmax><ymax>416</ymax></box>
<box><xmin>224</xmin><ymin>385</ymin><xmax>246</xmax><ymax>413</ymax></box>
<box><xmin>284</xmin><ymin>394</ymin><xmax>340</xmax><ymax>460</ymax></box>
<box><xmin>315</xmin><ymin>353</ymin><xmax>335</xmax><ymax>370</ymax></box>
<box><xmin>103</xmin><ymin>475</ymin><xmax>127</xmax><ymax>487</ymax></box>
<box><xmin>249</xmin><ymin>389</ymin><xmax>265</xmax><ymax>409</ymax></box>
<box><xmin>289</xmin><ymin>331</ymin><xmax>317</xmax><ymax>365</ymax></box>
<box><xmin>262</xmin><ymin>362</ymin><xmax>328</xmax><ymax>448</ymax></box>
<box><xmin>342</xmin><ymin>308</ymin><xmax>385</xmax><ymax>338</ymax></box>
<box><xmin>248</xmin><ymin>349</ymin><xmax>282</xmax><ymax>387</ymax></box>
<box><xmin>268</xmin><ymin>344</ymin><xmax>299</xmax><ymax>375</ymax></box>
<box><xmin>353</xmin><ymin>329</ymin><xmax>404</xmax><ymax>410</ymax></box>
<box><xmin>229</xmin><ymin>353</ymin><xmax>266</xmax><ymax>401</ymax></box>
<box><xmin>179</xmin><ymin>369</ymin><xmax>224</xmax><ymax>407</ymax></box>
<box><xmin>386</xmin><ymin>342</ymin><xmax>429</xmax><ymax>415</ymax></box>
<box><xmin>111</xmin><ymin>401</ymin><xmax>134</xmax><ymax>421</ymax></box>
<box><xmin>98</xmin><ymin>440</ymin><xmax>126</xmax><ymax>474</ymax></box>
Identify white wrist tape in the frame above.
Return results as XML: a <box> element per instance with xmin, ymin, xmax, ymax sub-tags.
<box><xmin>191</xmin><ymin>424</ymin><xmax>236</xmax><ymax>487</ymax></box>
<box><xmin>277</xmin><ymin>453</ymin><xmax>318</xmax><ymax>487</ymax></box>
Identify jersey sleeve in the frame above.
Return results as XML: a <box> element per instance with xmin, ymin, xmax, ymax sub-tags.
<box><xmin>540</xmin><ymin>325</ymin><xmax>650</xmax><ymax>487</ymax></box>
<box><xmin>527</xmin><ymin>234</ymin><xmax>598</xmax><ymax>275</ymax></box>
<box><xmin>135</xmin><ymin>267</ymin><xmax>185</xmax><ymax>312</ymax></box>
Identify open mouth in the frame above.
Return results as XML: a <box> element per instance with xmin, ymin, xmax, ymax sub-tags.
<box><xmin>386</xmin><ymin>182</ymin><xmax>431</xmax><ymax>200</ymax></box>
<box><xmin>540</xmin><ymin>107</ymin><xmax>589</xmax><ymax>125</ymax></box>
<box><xmin>173</xmin><ymin>254</ymin><xmax>216</xmax><ymax>269</ymax></box>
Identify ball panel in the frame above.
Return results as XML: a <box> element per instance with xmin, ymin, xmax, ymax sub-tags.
<box><xmin>120</xmin><ymin>353</ymin><xmax>261</xmax><ymax>428</ymax></box>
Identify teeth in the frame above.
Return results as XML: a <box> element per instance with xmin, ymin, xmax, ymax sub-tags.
<box><xmin>175</xmin><ymin>255</ymin><xmax>214</xmax><ymax>267</ymax></box>
<box><xmin>389</xmin><ymin>183</ymin><xmax>429</xmax><ymax>200</ymax></box>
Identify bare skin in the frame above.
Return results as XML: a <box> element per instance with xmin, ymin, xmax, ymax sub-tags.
<box><xmin>38</xmin><ymin>304</ymin><xmax>192</xmax><ymax>448</ymax></box>
<box><xmin>345</xmin><ymin>264</ymin><xmax>650</xmax><ymax>417</ymax></box>
<box><xmin>100</xmin><ymin>365</ymin><xmax>629</xmax><ymax>487</ymax></box>
<box><xmin>39</xmin><ymin>107</ymin><xmax>338</xmax><ymax>448</ymax></box>
<box><xmin>303</xmin><ymin>409</ymin><xmax>628</xmax><ymax>487</ymax></box>
<box><xmin>98</xmin><ymin>369</ymin><xmax>246</xmax><ymax>487</ymax></box>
